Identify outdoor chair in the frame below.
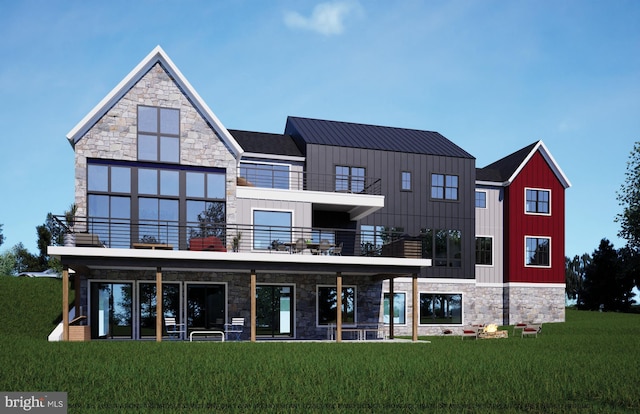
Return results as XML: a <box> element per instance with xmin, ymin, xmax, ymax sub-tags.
<box><xmin>461</xmin><ymin>326</ymin><xmax>480</xmax><ymax>340</ymax></box>
<box><xmin>319</xmin><ymin>239</ymin><xmax>331</xmax><ymax>255</ymax></box>
<box><xmin>331</xmin><ymin>242</ymin><xmax>343</xmax><ymax>256</ymax></box>
<box><xmin>165</xmin><ymin>317</ymin><xmax>186</xmax><ymax>340</ymax></box>
<box><xmin>521</xmin><ymin>324</ymin><xmax>542</xmax><ymax>338</ymax></box>
<box><xmin>224</xmin><ymin>317</ymin><xmax>244</xmax><ymax>341</ymax></box>
<box><xmin>513</xmin><ymin>322</ymin><xmax>528</xmax><ymax>336</ymax></box>
<box><xmin>293</xmin><ymin>238</ymin><xmax>306</xmax><ymax>254</ymax></box>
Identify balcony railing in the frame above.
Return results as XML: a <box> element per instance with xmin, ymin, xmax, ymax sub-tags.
<box><xmin>238</xmin><ymin>166</ymin><xmax>382</xmax><ymax>195</ymax></box>
<box><xmin>55</xmin><ymin>216</ymin><xmax>423</xmax><ymax>259</ymax></box>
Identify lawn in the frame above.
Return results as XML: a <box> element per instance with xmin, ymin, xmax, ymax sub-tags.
<box><xmin>1</xmin><ymin>277</ymin><xmax>639</xmax><ymax>413</ymax></box>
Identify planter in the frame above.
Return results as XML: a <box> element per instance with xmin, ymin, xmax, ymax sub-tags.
<box><xmin>69</xmin><ymin>325</ymin><xmax>91</xmax><ymax>342</ymax></box>
<box><xmin>64</xmin><ymin>233</ymin><xmax>76</xmax><ymax>247</ymax></box>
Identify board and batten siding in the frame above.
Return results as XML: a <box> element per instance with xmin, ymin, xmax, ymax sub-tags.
<box><xmin>305</xmin><ymin>143</ymin><xmax>476</xmax><ymax>279</ymax></box>
<box><xmin>236</xmin><ymin>198</ymin><xmax>313</xmax><ymax>230</ymax></box>
<box><xmin>475</xmin><ymin>185</ymin><xmax>504</xmax><ymax>285</ymax></box>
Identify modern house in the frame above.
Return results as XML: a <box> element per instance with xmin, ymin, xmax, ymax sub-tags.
<box><xmin>49</xmin><ymin>46</ymin><xmax>570</xmax><ymax>342</ymax></box>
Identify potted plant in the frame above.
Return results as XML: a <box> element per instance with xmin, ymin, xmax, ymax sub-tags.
<box><xmin>63</xmin><ymin>203</ymin><xmax>78</xmax><ymax>246</ymax></box>
<box><xmin>232</xmin><ymin>232</ymin><xmax>242</xmax><ymax>252</ymax></box>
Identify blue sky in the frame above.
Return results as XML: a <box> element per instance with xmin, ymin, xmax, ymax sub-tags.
<box><xmin>0</xmin><ymin>0</ymin><xmax>638</xmax><ymax>259</ymax></box>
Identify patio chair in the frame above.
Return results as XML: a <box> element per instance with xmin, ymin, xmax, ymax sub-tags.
<box><xmin>319</xmin><ymin>239</ymin><xmax>331</xmax><ymax>255</ymax></box>
<box><xmin>165</xmin><ymin>317</ymin><xmax>186</xmax><ymax>340</ymax></box>
<box><xmin>224</xmin><ymin>317</ymin><xmax>244</xmax><ymax>341</ymax></box>
<box><xmin>331</xmin><ymin>242</ymin><xmax>343</xmax><ymax>256</ymax></box>
<box><xmin>461</xmin><ymin>326</ymin><xmax>480</xmax><ymax>340</ymax></box>
<box><xmin>521</xmin><ymin>324</ymin><xmax>542</xmax><ymax>338</ymax></box>
<box><xmin>293</xmin><ymin>238</ymin><xmax>306</xmax><ymax>254</ymax></box>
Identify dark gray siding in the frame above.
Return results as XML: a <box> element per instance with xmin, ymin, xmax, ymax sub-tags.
<box><xmin>306</xmin><ymin>144</ymin><xmax>476</xmax><ymax>279</ymax></box>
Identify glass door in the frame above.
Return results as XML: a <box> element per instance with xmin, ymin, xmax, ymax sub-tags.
<box><xmin>138</xmin><ymin>282</ymin><xmax>181</xmax><ymax>338</ymax></box>
<box><xmin>90</xmin><ymin>282</ymin><xmax>133</xmax><ymax>339</ymax></box>
<box><xmin>186</xmin><ymin>284</ymin><xmax>226</xmax><ymax>334</ymax></box>
<box><xmin>256</xmin><ymin>285</ymin><xmax>293</xmax><ymax>337</ymax></box>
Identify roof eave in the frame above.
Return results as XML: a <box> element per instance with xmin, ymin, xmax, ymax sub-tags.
<box><xmin>506</xmin><ymin>141</ymin><xmax>571</xmax><ymax>188</ymax></box>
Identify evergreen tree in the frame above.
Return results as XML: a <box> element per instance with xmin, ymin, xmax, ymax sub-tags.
<box><xmin>616</xmin><ymin>141</ymin><xmax>640</xmax><ymax>251</ymax></box>
<box><xmin>0</xmin><ymin>223</ymin><xmax>4</xmax><ymax>247</ymax></box>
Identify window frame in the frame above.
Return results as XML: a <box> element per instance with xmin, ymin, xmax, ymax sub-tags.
<box><xmin>421</xmin><ymin>228</ymin><xmax>462</xmax><ymax>267</ymax></box>
<box><xmin>525</xmin><ymin>187</ymin><xmax>551</xmax><ymax>215</ymax></box>
<box><xmin>419</xmin><ymin>292</ymin><xmax>463</xmax><ymax>325</ymax></box>
<box><xmin>475</xmin><ymin>190</ymin><xmax>487</xmax><ymax>209</ymax></box>
<box><xmin>401</xmin><ymin>171</ymin><xmax>412</xmax><ymax>192</ymax></box>
<box><xmin>239</xmin><ymin>161</ymin><xmax>291</xmax><ymax>189</ymax></box>
<box><xmin>383</xmin><ymin>292</ymin><xmax>406</xmax><ymax>325</ymax></box>
<box><xmin>524</xmin><ymin>236</ymin><xmax>551</xmax><ymax>268</ymax></box>
<box><xmin>335</xmin><ymin>165</ymin><xmax>366</xmax><ymax>193</ymax></box>
<box><xmin>137</xmin><ymin>105</ymin><xmax>180</xmax><ymax>164</ymax></box>
<box><xmin>316</xmin><ymin>285</ymin><xmax>357</xmax><ymax>327</ymax></box>
<box><xmin>431</xmin><ymin>173</ymin><xmax>459</xmax><ymax>201</ymax></box>
<box><xmin>475</xmin><ymin>235</ymin><xmax>493</xmax><ymax>266</ymax></box>
<box><xmin>252</xmin><ymin>209</ymin><xmax>293</xmax><ymax>251</ymax></box>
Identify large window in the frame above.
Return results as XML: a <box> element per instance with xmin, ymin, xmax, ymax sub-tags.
<box><xmin>419</xmin><ymin>293</ymin><xmax>462</xmax><ymax>325</ymax></box>
<box><xmin>138</xmin><ymin>106</ymin><xmax>180</xmax><ymax>163</ymax></box>
<box><xmin>475</xmin><ymin>236</ymin><xmax>493</xmax><ymax>266</ymax></box>
<box><xmin>87</xmin><ymin>160</ymin><xmax>226</xmax><ymax>248</ymax></box>
<box><xmin>384</xmin><ymin>292</ymin><xmax>406</xmax><ymax>324</ymax></box>
<box><xmin>525</xmin><ymin>188</ymin><xmax>550</xmax><ymax>214</ymax></box>
<box><xmin>360</xmin><ymin>225</ymin><xmax>404</xmax><ymax>256</ymax></box>
<box><xmin>421</xmin><ymin>228</ymin><xmax>462</xmax><ymax>267</ymax></box>
<box><xmin>317</xmin><ymin>285</ymin><xmax>356</xmax><ymax>326</ymax></box>
<box><xmin>431</xmin><ymin>174</ymin><xmax>458</xmax><ymax>200</ymax></box>
<box><xmin>475</xmin><ymin>191</ymin><xmax>487</xmax><ymax>208</ymax></box>
<box><xmin>240</xmin><ymin>162</ymin><xmax>290</xmax><ymax>189</ymax></box>
<box><xmin>336</xmin><ymin>166</ymin><xmax>365</xmax><ymax>193</ymax></box>
<box><xmin>526</xmin><ymin>237</ymin><xmax>550</xmax><ymax>267</ymax></box>
<box><xmin>138</xmin><ymin>282</ymin><xmax>181</xmax><ymax>338</ymax></box>
<box><xmin>253</xmin><ymin>210</ymin><xmax>292</xmax><ymax>250</ymax></box>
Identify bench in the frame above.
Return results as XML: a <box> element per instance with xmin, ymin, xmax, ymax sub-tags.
<box><xmin>521</xmin><ymin>324</ymin><xmax>542</xmax><ymax>338</ymax></box>
<box><xmin>189</xmin><ymin>331</ymin><xmax>225</xmax><ymax>342</ymax></box>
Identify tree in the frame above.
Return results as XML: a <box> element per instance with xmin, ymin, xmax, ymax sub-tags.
<box><xmin>616</xmin><ymin>141</ymin><xmax>640</xmax><ymax>252</ymax></box>
<box><xmin>0</xmin><ymin>223</ymin><xmax>4</xmax><ymax>247</ymax></box>
<box><xmin>565</xmin><ymin>254</ymin><xmax>590</xmax><ymax>302</ymax></box>
<box><xmin>10</xmin><ymin>243</ymin><xmax>40</xmax><ymax>274</ymax></box>
<box><xmin>579</xmin><ymin>239</ymin><xmax>635</xmax><ymax>311</ymax></box>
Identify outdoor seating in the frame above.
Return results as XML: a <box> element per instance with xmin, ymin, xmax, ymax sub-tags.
<box><xmin>521</xmin><ymin>324</ymin><xmax>542</xmax><ymax>338</ymax></box>
<box><xmin>319</xmin><ymin>239</ymin><xmax>331</xmax><ymax>255</ymax></box>
<box><xmin>224</xmin><ymin>317</ymin><xmax>244</xmax><ymax>340</ymax></box>
<box><xmin>331</xmin><ymin>242</ymin><xmax>343</xmax><ymax>256</ymax></box>
<box><xmin>165</xmin><ymin>317</ymin><xmax>186</xmax><ymax>340</ymax></box>
<box><xmin>293</xmin><ymin>238</ymin><xmax>305</xmax><ymax>254</ymax></box>
<box><xmin>513</xmin><ymin>322</ymin><xmax>528</xmax><ymax>336</ymax></box>
<box><xmin>189</xmin><ymin>236</ymin><xmax>227</xmax><ymax>252</ymax></box>
<box><xmin>461</xmin><ymin>326</ymin><xmax>480</xmax><ymax>340</ymax></box>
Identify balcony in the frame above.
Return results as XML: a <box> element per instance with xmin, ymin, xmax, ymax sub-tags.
<box><xmin>54</xmin><ymin>216</ymin><xmax>423</xmax><ymax>259</ymax></box>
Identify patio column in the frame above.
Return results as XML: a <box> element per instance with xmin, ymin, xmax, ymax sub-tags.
<box><xmin>62</xmin><ymin>266</ymin><xmax>69</xmax><ymax>341</ymax></box>
<box><xmin>389</xmin><ymin>277</ymin><xmax>394</xmax><ymax>340</ymax></box>
<box><xmin>156</xmin><ymin>267</ymin><xmax>162</xmax><ymax>342</ymax></box>
<box><xmin>336</xmin><ymin>272</ymin><xmax>342</xmax><ymax>342</ymax></box>
<box><xmin>412</xmin><ymin>273</ymin><xmax>418</xmax><ymax>342</ymax></box>
<box><xmin>250</xmin><ymin>270</ymin><xmax>256</xmax><ymax>342</ymax></box>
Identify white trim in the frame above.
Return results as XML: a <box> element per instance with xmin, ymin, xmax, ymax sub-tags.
<box><xmin>524</xmin><ymin>235</ymin><xmax>552</xmax><ymax>268</ymax></box>
<box><xmin>242</xmin><ymin>152</ymin><xmax>305</xmax><ymax>162</ymax></box>
<box><xmin>506</xmin><ymin>141</ymin><xmax>571</xmax><ymax>189</ymax></box>
<box><xmin>506</xmin><ymin>282</ymin><xmax>565</xmax><ymax>288</ymax></box>
<box><xmin>418</xmin><ymin>291</ymin><xmax>464</xmax><ymax>326</ymax></box>
<box><xmin>524</xmin><ymin>187</ymin><xmax>551</xmax><ymax>216</ymax></box>
<box><xmin>475</xmin><ymin>189</ymin><xmax>488</xmax><ymax>209</ymax></box>
<box><xmin>67</xmin><ymin>46</ymin><xmax>244</xmax><ymax>158</ymax></box>
<box><xmin>251</xmin><ymin>208</ymin><xmax>295</xmax><ymax>251</ymax></box>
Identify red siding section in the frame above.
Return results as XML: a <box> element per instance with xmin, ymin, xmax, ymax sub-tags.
<box><xmin>505</xmin><ymin>151</ymin><xmax>565</xmax><ymax>283</ymax></box>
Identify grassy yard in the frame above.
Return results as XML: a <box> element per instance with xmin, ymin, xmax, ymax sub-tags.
<box><xmin>1</xmin><ymin>277</ymin><xmax>639</xmax><ymax>413</ymax></box>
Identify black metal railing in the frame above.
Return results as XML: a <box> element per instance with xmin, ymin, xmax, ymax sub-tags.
<box><xmin>55</xmin><ymin>216</ymin><xmax>422</xmax><ymax>259</ymax></box>
<box><xmin>237</xmin><ymin>166</ymin><xmax>382</xmax><ymax>196</ymax></box>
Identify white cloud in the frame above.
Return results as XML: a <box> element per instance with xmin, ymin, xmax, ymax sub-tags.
<box><xmin>284</xmin><ymin>1</ymin><xmax>362</xmax><ymax>36</ymax></box>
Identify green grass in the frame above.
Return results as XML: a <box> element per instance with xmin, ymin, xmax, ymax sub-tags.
<box><xmin>1</xmin><ymin>276</ymin><xmax>639</xmax><ymax>413</ymax></box>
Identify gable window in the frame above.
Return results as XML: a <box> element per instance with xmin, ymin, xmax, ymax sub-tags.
<box><xmin>475</xmin><ymin>236</ymin><xmax>493</xmax><ymax>266</ymax></box>
<box><xmin>431</xmin><ymin>174</ymin><xmax>458</xmax><ymax>200</ymax></box>
<box><xmin>525</xmin><ymin>188</ymin><xmax>550</xmax><ymax>214</ymax></box>
<box><xmin>525</xmin><ymin>237</ymin><xmax>550</xmax><ymax>267</ymax></box>
<box><xmin>138</xmin><ymin>106</ymin><xmax>180</xmax><ymax>163</ymax></box>
<box><xmin>420</xmin><ymin>228</ymin><xmax>462</xmax><ymax>267</ymax></box>
<box><xmin>475</xmin><ymin>191</ymin><xmax>487</xmax><ymax>208</ymax></box>
<box><xmin>401</xmin><ymin>171</ymin><xmax>412</xmax><ymax>191</ymax></box>
<box><xmin>336</xmin><ymin>166</ymin><xmax>365</xmax><ymax>193</ymax></box>
<box><xmin>317</xmin><ymin>285</ymin><xmax>356</xmax><ymax>326</ymax></box>
<box><xmin>419</xmin><ymin>293</ymin><xmax>462</xmax><ymax>325</ymax></box>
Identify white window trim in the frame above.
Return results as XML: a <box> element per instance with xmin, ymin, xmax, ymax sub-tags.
<box><xmin>316</xmin><ymin>284</ymin><xmax>357</xmax><ymax>327</ymax></box>
<box><xmin>524</xmin><ymin>187</ymin><xmax>551</xmax><ymax>216</ymax></box>
<box><xmin>524</xmin><ymin>235</ymin><xmax>552</xmax><ymax>268</ymax></box>
<box><xmin>475</xmin><ymin>190</ymin><xmax>488</xmax><ymax>209</ymax></box>
<box><xmin>475</xmin><ymin>235</ymin><xmax>494</xmax><ymax>267</ymax></box>
<box><xmin>251</xmin><ymin>208</ymin><xmax>295</xmax><ymax>252</ymax></box>
<box><xmin>383</xmin><ymin>291</ymin><xmax>407</xmax><ymax>326</ymax></box>
<box><xmin>418</xmin><ymin>291</ymin><xmax>464</xmax><ymax>326</ymax></box>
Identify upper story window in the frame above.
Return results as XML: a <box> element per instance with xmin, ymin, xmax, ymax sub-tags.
<box><xmin>421</xmin><ymin>228</ymin><xmax>462</xmax><ymax>267</ymax></box>
<box><xmin>475</xmin><ymin>236</ymin><xmax>493</xmax><ymax>266</ymax></box>
<box><xmin>336</xmin><ymin>166</ymin><xmax>365</xmax><ymax>193</ymax></box>
<box><xmin>475</xmin><ymin>191</ymin><xmax>487</xmax><ymax>208</ymax></box>
<box><xmin>525</xmin><ymin>236</ymin><xmax>550</xmax><ymax>267</ymax></box>
<box><xmin>138</xmin><ymin>106</ymin><xmax>180</xmax><ymax>163</ymax></box>
<box><xmin>240</xmin><ymin>162</ymin><xmax>290</xmax><ymax>189</ymax></box>
<box><xmin>401</xmin><ymin>171</ymin><xmax>412</xmax><ymax>191</ymax></box>
<box><xmin>431</xmin><ymin>174</ymin><xmax>458</xmax><ymax>200</ymax></box>
<box><xmin>253</xmin><ymin>210</ymin><xmax>292</xmax><ymax>250</ymax></box>
<box><xmin>525</xmin><ymin>188</ymin><xmax>550</xmax><ymax>214</ymax></box>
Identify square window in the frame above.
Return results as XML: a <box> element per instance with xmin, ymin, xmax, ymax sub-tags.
<box><xmin>475</xmin><ymin>191</ymin><xmax>486</xmax><ymax>208</ymax></box>
<box><xmin>525</xmin><ymin>189</ymin><xmax>550</xmax><ymax>214</ymax></box>
<box><xmin>525</xmin><ymin>237</ymin><xmax>550</xmax><ymax>267</ymax></box>
<box><xmin>88</xmin><ymin>165</ymin><xmax>108</xmax><ymax>192</ymax></box>
<box><xmin>160</xmin><ymin>136</ymin><xmax>179</xmax><ymax>163</ymax></box>
<box><xmin>317</xmin><ymin>286</ymin><xmax>356</xmax><ymax>326</ymax></box>
<box><xmin>432</xmin><ymin>173</ymin><xmax>458</xmax><ymax>200</ymax></box>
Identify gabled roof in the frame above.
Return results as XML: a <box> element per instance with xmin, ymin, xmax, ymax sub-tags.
<box><xmin>67</xmin><ymin>46</ymin><xmax>244</xmax><ymax>158</ymax></box>
<box><xmin>476</xmin><ymin>140</ymin><xmax>571</xmax><ymax>188</ymax></box>
<box><xmin>285</xmin><ymin>116</ymin><xmax>474</xmax><ymax>158</ymax></box>
<box><xmin>228</xmin><ymin>129</ymin><xmax>304</xmax><ymax>159</ymax></box>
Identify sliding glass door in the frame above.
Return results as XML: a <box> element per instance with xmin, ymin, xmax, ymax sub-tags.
<box><xmin>90</xmin><ymin>282</ymin><xmax>133</xmax><ymax>339</ymax></box>
<box><xmin>138</xmin><ymin>282</ymin><xmax>181</xmax><ymax>338</ymax></box>
<box><xmin>256</xmin><ymin>285</ymin><xmax>294</xmax><ymax>337</ymax></box>
<box><xmin>186</xmin><ymin>284</ymin><xmax>226</xmax><ymax>333</ymax></box>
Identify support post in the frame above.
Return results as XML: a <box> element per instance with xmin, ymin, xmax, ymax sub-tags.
<box><xmin>250</xmin><ymin>270</ymin><xmax>256</xmax><ymax>342</ymax></box>
<box><xmin>389</xmin><ymin>277</ymin><xmax>394</xmax><ymax>340</ymax></box>
<box><xmin>412</xmin><ymin>273</ymin><xmax>418</xmax><ymax>342</ymax></box>
<box><xmin>156</xmin><ymin>267</ymin><xmax>162</xmax><ymax>342</ymax></box>
<box><xmin>336</xmin><ymin>272</ymin><xmax>342</xmax><ymax>342</ymax></box>
<box><xmin>62</xmin><ymin>266</ymin><xmax>69</xmax><ymax>341</ymax></box>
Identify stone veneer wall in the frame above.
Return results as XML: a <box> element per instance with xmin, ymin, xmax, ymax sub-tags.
<box><xmin>506</xmin><ymin>285</ymin><xmax>565</xmax><ymax>324</ymax></box>
<box><xmin>73</xmin><ymin>62</ymin><xmax>238</xmax><ymax>227</ymax></box>
<box><xmin>81</xmin><ymin>270</ymin><xmax>382</xmax><ymax>340</ymax></box>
